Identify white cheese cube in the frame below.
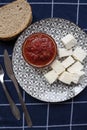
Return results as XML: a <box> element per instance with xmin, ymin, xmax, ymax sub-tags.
<box><xmin>58</xmin><ymin>71</ymin><xmax>73</xmax><ymax>85</ymax></box>
<box><xmin>67</xmin><ymin>61</ymin><xmax>84</xmax><ymax>73</ymax></box>
<box><xmin>58</xmin><ymin>71</ymin><xmax>81</xmax><ymax>84</ymax></box>
<box><xmin>50</xmin><ymin>59</ymin><xmax>65</xmax><ymax>75</ymax></box>
<box><xmin>44</xmin><ymin>70</ymin><xmax>58</xmax><ymax>84</ymax></box>
<box><xmin>62</xmin><ymin>56</ymin><xmax>75</xmax><ymax>69</ymax></box>
<box><xmin>59</xmin><ymin>48</ymin><xmax>72</xmax><ymax>58</ymax></box>
<box><xmin>68</xmin><ymin>69</ymin><xmax>85</xmax><ymax>76</ymax></box>
<box><xmin>71</xmin><ymin>73</ymin><xmax>81</xmax><ymax>84</ymax></box>
<box><xmin>72</xmin><ymin>47</ymin><xmax>87</xmax><ymax>62</ymax></box>
<box><xmin>76</xmin><ymin>71</ymin><xmax>85</xmax><ymax>76</ymax></box>
<box><xmin>61</xmin><ymin>34</ymin><xmax>77</xmax><ymax>49</ymax></box>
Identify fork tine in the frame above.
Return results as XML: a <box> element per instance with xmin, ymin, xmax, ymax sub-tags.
<box><xmin>0</xmin><ymin>64</ymin><xmax>4</xmax><ymax>74</ymax></box>
<box><xmin>0</xmin><ymin>64</ymin><xmax>2</xmax><ymax>69</ymax></box>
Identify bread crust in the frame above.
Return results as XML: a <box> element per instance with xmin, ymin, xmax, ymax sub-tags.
<box><xmin>0</xmin><ymin>0</ymin><xmax>32</xmax><ymax>40</ymax></box>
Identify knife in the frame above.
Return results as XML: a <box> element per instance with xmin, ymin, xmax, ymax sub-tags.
<box><xmin>4</xmin><ymin>49</ymin><xmax>32</xmax><ymax>127</ymax></box>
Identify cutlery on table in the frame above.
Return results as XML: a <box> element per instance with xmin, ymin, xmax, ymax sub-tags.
<box><xmin>4</xmin><ymin>49</ymin><xmax>32</xmax><ymax>127</ymax></box>
<box><xmin>0</xmin><ymin>64</ymin><xmax>20</xmax><ymax>120</ymax></box>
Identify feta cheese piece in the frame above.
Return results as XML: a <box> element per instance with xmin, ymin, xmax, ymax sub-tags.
<box><xmin>58</xmin><ymin>71</ymin><xmax>81</xmax><ymax>84</ymax></box>
<box><xmin>67</xmin><ymin>61</ymin><xmax>84</xmax><ymax>73</ymax></box>
<box><xmin>61</xmin><ymin>34</ymin><xmax>77</xmax><ymax>49</ymax></box>
<box><xmin>62</xmin><ymin>56</ymin><xmax>75</xmax><ymax>69</ymax></box>
<box><xmin>44</xmin><ymin>70</ymin><xmax>58</xmax><ymax>84</ymax></box>
<box><xmin>68</xmin><ymin>69</ymin><xmax>85</xmax><ymax>76</ymax></box>
<box><xmin>59</xmin><ymin>48</ymin><xmax>72</xmax><ymax>58</ymax></box>
<box><xmin>50</xmin><ymin>59</ymin><xmax>65</xmax><ymax>75</ymax></box>
<box><xmin>72</xmin><ymin>47</ymin><xmax>87</xmax><ymax>62</ymax></box>
<box><xmin>76</xmin><ymin>71</ymin><xmax>85</xmax><ymax>76</ymax></box>
<box><xmin>71</xmin><ymin>73</ymin><xmax>81</xmax><ymax>84</ymax></box>
<box><xmin>58</xmin><ymin>71</ymin><xmax>73</xmax><ymax>85</ymax></box>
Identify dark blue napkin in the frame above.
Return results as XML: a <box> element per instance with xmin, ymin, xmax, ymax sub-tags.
<box><xmin>0</xmin><ymin>0</ymin><xmax>87</xmax><ymax>130</ymax></box>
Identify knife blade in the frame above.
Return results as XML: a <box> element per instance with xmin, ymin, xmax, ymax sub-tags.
<box><xmin>4</xmin><ymin>52</ymin><xmax>14</xmax><ymax>79</ymax></box>
<box><xmin>4</xmin><ymin>49</ymin><xmax>32</xmax><ymax>127</ymax></box>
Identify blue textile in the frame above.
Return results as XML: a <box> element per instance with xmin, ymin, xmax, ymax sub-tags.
<box><xmin>0</xmin><ymin>0</ymin><xmax>87</xmax><ymax>130</ymax></box>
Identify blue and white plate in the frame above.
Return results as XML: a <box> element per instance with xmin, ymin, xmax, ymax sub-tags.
<box><xmin>12</xmin><ymin>18</ymin><xmax>87</xmax><ymax>102</ymax></box>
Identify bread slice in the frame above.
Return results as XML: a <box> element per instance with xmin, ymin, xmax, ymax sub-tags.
<box><xmin>0</xmin><ymin>0</ymin><xmax>32</xmax><ymax>40</ymax></box>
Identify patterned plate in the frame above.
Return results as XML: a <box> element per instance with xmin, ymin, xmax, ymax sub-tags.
<box><xmin>12</xmin><ymin>18</ymin><xmax>87</xmax><ymax>102</ymax></box>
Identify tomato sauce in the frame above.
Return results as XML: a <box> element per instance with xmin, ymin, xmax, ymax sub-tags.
<box><xmin>22</xmin><ymin>33</ymin><xmax>57</xmax><ymax>67</ymax></box>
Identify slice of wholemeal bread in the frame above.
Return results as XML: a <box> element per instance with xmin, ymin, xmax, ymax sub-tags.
<box><xmin>0</xmin><ymin>0</ymin><xmax>32</xmax><ymax>40</ymax></box>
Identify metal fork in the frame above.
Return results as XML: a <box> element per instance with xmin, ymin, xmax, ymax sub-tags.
<box><xmin>0</xmin><ymin>64</ymin><xmax>20</xmax><ymax>120</ymax></box>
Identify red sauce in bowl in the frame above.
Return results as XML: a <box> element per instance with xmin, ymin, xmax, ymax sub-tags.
<box><xmin>22</xmin><ymin>32</ymin><xmax>57</xmax><ymax>68</ymax></box>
